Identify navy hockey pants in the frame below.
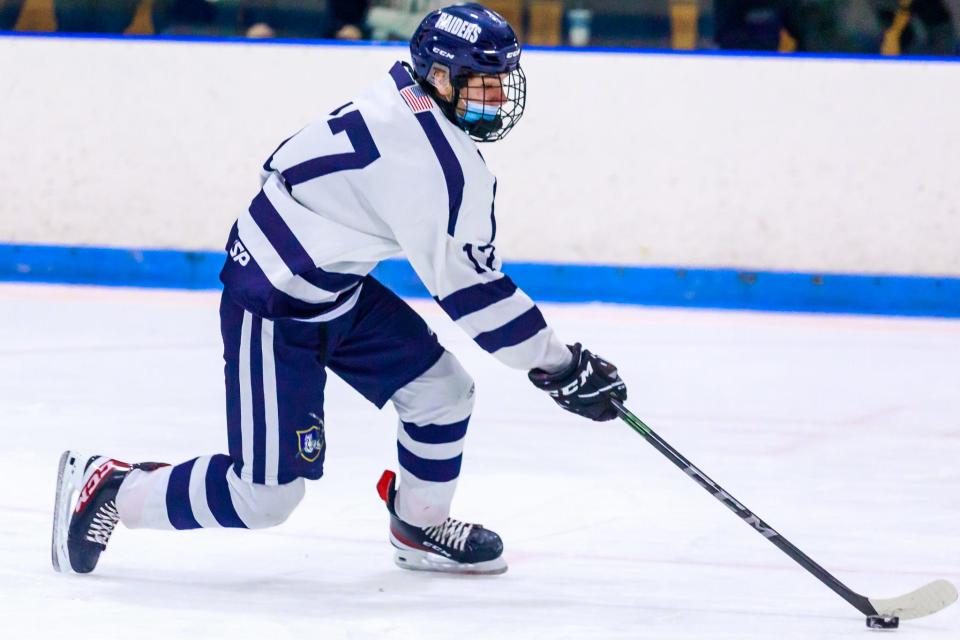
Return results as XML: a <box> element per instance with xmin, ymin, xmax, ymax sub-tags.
<box><xmin>220</xmin><ymin>276</ymin><xmax>446</xmax><ymax>485</ymax></box>
<box><xmin>116</xmin><ymin>276</ymin><xmax>476</xmax><ymax>530</ymax></box>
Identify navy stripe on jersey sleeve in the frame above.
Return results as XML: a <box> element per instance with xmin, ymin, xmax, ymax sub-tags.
<box><xmin>434</xmin><ymin>276</ymin><xmax>518</xmax><ymax>321</ymax></box>
<box><xmin>473</xmin><ymin>306</ymin><xmax>548</xmax><ymax>354</ymax></box>
<box><xmin>249</xmin><ymin>191</ymin><xmax>363</xmax><ymax>292</ymax></box>
<box><xmin>249</xmin><ymin>190</ymin><xmax>316</xmax><ymax>275</ymax></box>
<box><xmin>219</xmin><ymin>223</ymin><xmax>359</xmax><ymax>320</ymax></box>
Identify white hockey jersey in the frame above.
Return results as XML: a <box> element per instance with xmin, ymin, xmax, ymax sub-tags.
<box><xmin>220</xmin><ymin>61</ymin><xmax>571</xmax><ymax>372</ymax></box>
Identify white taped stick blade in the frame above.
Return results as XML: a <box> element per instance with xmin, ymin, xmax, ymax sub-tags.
<box><xmin>868</xmin><ymin>579</ymin><xmax>958</xmax><ymax>620</ymax></box>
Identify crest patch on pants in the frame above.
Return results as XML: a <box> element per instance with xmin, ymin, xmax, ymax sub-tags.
<box><xmin>296</xmin><ymin>416</ymin><xmax>325</xmax><ymax>462</ymax></box>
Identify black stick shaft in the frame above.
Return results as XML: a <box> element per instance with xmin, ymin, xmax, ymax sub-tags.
<box><xmin>611</xmin><ymin>400</ymin><xmax>875</xmax><ymax>616</ymax></box>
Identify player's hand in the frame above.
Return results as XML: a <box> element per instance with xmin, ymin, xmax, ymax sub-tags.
<box><xmin>528</xmin><ymin>343</ymin><xmax>627</xmax><ymax>422</ymax></box>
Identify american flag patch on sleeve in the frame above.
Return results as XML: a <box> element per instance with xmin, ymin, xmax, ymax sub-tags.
<box><xmin>400</xmin><ymin>85</ymin><xmax>434</xmax><ymax>114</ymax></box>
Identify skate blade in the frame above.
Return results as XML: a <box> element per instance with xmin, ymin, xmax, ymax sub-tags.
<box><xmin>51</xmin><ymin>450</ymin><xmax>84</xmax><ymax>574</ymax></box>
<box><xmin>392</xmin><ymin>546</ymin><xmax>508</xmax><ymax>576</ymax></box>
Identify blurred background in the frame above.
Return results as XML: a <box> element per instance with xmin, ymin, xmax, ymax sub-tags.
<box><xmin>1</xmin><ymin>0</ymin><xmax>958</xmax><ymax>56</ymax></box>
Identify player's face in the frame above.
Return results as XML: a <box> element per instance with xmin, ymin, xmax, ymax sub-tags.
<box><xmin>457</xmin><ymin>73</ymin><xmax>508</xmax><ymax>114</ymax></box>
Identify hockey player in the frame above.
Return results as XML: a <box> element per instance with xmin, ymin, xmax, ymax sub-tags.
<box><xmin>52</xmin><ymin>3</ymin><xmax>627</xmax><ymax>577</ymax></box>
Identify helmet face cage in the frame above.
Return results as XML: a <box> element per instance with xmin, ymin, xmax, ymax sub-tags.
<box><xmin>450</xmin><ymin>64</ymin><xmax>526</xmax><ymax>143</ymax></box>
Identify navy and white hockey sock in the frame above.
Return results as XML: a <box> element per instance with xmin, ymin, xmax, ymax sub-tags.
<box><xmin>395</xmin><ymin>417</ymin><xmax>469</xmax><ymax>526</ymax></box>
<box><xmin>116</xmin><ymin>454</ymin><xmax>304</xmax><ymax>530</ymax></box>
<box><xmin>389</xmin><ymin>351</ymin><xmax>475</xmax><ymax>527</ymax></box>
<box><xmin>117</xmin><ymin>455</ymin><xmax>244</xmax><ymax>529</ymax></box>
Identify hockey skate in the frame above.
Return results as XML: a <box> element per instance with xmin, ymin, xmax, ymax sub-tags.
<box><xmin>376</xmin><ymin>470</ymin><xmax>507</xmax><ymax>575</ymax></box>
<box><xmin>51</xmin><ymin>451</ymin><xmax>166</xmax><ymax>574</ymax></box>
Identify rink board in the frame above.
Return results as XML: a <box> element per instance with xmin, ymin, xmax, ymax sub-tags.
<box><xmin>1</xmin><ymin>243</ymin><xmax>959</xmax><ymax>317</ymax></box>
<box><xmin>2</xmin><ymin>35</ymin><xmax>960</xmax><ymax>277</ymax></box>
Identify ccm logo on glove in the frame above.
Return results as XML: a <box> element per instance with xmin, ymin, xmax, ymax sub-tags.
<box><xmin>528</xmin><ymin>343</ymin><xmax>627</xmax><ymax>422</ymax></box>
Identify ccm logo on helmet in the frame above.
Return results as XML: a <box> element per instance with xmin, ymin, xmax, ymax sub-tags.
<box><xmin>432</xmin><ymin>46</ymin><xmax>455</xmax><ymax>60</ymax></box>
<box><xmin>436</xmin><ymin>12</ymin><xmax>482</xmax><ymax>43</ymax></box>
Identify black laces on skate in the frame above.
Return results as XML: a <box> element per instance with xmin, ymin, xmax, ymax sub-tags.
<box><xmin>86</xmin><ymin>501</ymin><xmax>120</xmax><ymax>547</ymax></box>
<box><xmin>423</xmin><ymin>518</ymin><xmax>474</xmax><ymax>552</ymax></box>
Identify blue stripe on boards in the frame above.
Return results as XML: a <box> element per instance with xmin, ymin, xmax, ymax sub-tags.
<box><xmin>435</xmin><ymin>276</ymin><xmax>518</xmax><ymax>321</ymax></box>
<box><xmin>205</xmin><ymin>454</ymin><xmax>247</xmax><ymax>528</ymax></box>
<box><xmin>6</xmin><ymin>32</ymin><xmax>960</xmax><ymax>64</ymax></box>
<box><xmin>248</xmin><ymin>190</ymin><xmax>316</xmax><ymax>275</ymax></box>
<box><xmin>4</xmin><ymin>244</ymin><xmax>960</xmax><ymax>318</ymax></box>
<box><xmin>473</xmin><ymin>306</ymin><xmax>548</xmax><ymax>353</ymax></box>
<box><xmin>0</xmin><ymin>243</ymin><xmax>224</xmax><ymax>289</ymax></box>
<box><xmin>0</xmin><ymin>31</ymin><xmax>411</xmax><ymax>49</ymax></box>
<box><xmin>166</xmin><ymin>459</ymin><xmax>202</xmax><ymax>530</ymax></box>
<box><xmin>249</xmin><ymin>316</ymin><xmax>267</xmax><ymax>485</ymax></box>
<box><xmin>402</xmin><ymin>418</ymin><xmax>470</xmax><ymax>445</ymax></box>
<box><xmin>397</xmin><ymin>442</ymin><xmax>462</xmax><ymax>483</ymax></box>
<box><xmin>415</xmin><ymin>111</ymin><xmax>465</xmax><ymax>237</ymax></box>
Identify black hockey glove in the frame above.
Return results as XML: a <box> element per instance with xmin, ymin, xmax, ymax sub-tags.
<box><xmin>528</xmin><ymin>343</ymin><xmax>627</xmax><ymax>422</ymax></box>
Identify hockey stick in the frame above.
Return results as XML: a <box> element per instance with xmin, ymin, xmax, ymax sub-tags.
<box><xmin>611</xmin><ymin>399</ymin><xmax>957</xmax><ymax>625</ymax></box>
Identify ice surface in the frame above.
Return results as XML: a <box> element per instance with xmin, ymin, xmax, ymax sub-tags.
<box><xmin>0</xmin><ymin>283</ymin><xmax>957</xmax><ymax>639</ymax></box>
